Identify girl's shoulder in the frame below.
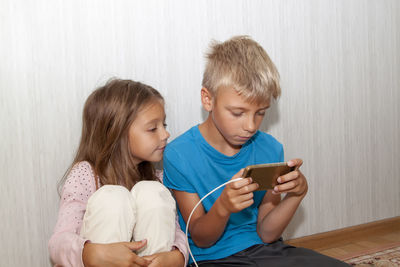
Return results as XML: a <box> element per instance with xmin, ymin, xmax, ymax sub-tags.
<box><xmin>69</xmin><ymin>161</ymin><xmax>95</xmax><ymax>179</ymax></box>
<box><xmin>63</xmin><ymin>161</ymin><xmax>97</xmax><ymax>194</ymax></box>
<box><xmin>155</xmin><ymin>169</ymin><xmax>163</xmax><ymax>182</ymax></box>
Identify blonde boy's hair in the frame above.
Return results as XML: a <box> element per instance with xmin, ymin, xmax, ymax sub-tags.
<box><xmin>202</xmin><ymin>36</ymin><xmax>281</xmax><ymax>103</ymax></box>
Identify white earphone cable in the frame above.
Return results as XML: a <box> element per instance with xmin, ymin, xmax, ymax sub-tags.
<box><xmin>184</xmin><ymin>177</ymin><xmax>243</xmax><ymax>267</ymax></box>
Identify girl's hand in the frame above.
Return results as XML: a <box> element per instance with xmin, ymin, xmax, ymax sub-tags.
<box><xmin>217</xmin><ymin>169</ymin><xmax>259</xmax><ymax>216</ymax></box>
<box><xmin>143</xmin><ymin>249</ymin><xmax>184</xmax><ymax>267</ymax></box>
<box><xmin>82</xmin><ymin>240</ymin><xmax>151</xmax><ymax>267</ymax></box>
<box><xmin>272</xmin><ymin>159</ymin><xmax>308</xmax><ymax>197</ymax></box>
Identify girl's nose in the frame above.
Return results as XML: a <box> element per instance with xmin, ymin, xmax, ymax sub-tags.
<box><xmin>162</xmin><ymin>128</ymin><xmax>170</xmax><ymax>141</ymax></box>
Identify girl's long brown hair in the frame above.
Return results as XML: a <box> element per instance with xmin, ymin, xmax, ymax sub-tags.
<box><xmin>59</xmin><ymin>79</ymin><xmax>163</xmax><ymax>192</ymax></box>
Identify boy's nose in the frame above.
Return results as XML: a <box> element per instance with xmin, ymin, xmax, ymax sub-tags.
<box><xmin>243</xmin><ymin>118</ymin><xmax>256</xmax><ymax>133</ymax></box>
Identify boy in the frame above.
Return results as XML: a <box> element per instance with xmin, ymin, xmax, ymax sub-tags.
<box><xmin>163</xmin><ymin>36</ymin><xmax>348</xmax><ymax>266</ymax></box>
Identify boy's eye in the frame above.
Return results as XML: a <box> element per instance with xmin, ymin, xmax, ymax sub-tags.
<box><xmin>149</xmin><ymin>127</ymin><xmax>157</xmax><ymax>132</ymax></box>
<box><xmin>163</xmin><ymin>123</ymin><xmax>167</xmax><ymax>128</ymax></box>
<box><xmin>231</xmin><ymin>112</ymin><xmax>243</xmax><ymax>117</ymax></box>
<box><xmin>257</xmin><ymin>111</ymin><xmax>266</xmax><ymax>116</ymax></box>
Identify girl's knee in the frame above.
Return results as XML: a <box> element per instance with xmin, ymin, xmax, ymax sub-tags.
<box><xmin>132</xmin><ymin>181</ymin><xmax>175</xmax><ymax>208</ymax></box>
<box><xmin>87</xmin><ymin>185</ymin><xmax>133</xmax><ymax>215</ymax></box>
<box><xmin>131</xmin><ymin>181</ymin><xmax>176</xmax><ymax>255</ymax></box>
<box><xmin>81</xmin><ymin>185</ymin><xmax>135</xmax><ymax>242</ymax></box>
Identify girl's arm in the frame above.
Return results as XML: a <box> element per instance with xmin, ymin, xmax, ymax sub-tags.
<box><xmin>256</xmin><ymin>159</ymin><xmax>308</xmax><ymax>243</ymax></box>
<box><xmin>143</xmin><ymin>249</ymin><xmax>184</xmax><ymax>267</ymax></box>
<box><xmin>170</xmin><ymin>214</ymin><xmax>188</xmax><ymax>266</ymax></box>
<box><xmin>82</xmin><ymin>241</ymin><xmax>149</xmax><ymax>267</ymax></box>
<box><xmin>48</xmin><ymin>161</ymin><xmax>95</xmax><ymax>267</ymax></box>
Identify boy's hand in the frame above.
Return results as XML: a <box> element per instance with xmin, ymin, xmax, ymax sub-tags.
<box><xmin>272</xmin><ymin>159</ymin><xmax>308</xmax><ymax>197</ymax></box>
<box><xmin>217</xmin><ymin>169</ymin><xmax>259</xmax><ymax>216</ymax></box>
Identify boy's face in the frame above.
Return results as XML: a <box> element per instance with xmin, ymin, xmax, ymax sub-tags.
<box><xmin>204</xmin><ymin>86</ymin><xmax>270</xmax><ymax>149</ymax></box>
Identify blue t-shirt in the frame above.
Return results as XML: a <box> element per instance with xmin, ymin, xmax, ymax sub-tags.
<box><xmin>163</xmin><ymin>125</ymin><xmax>284</xmax><ymax>263</ymax></box>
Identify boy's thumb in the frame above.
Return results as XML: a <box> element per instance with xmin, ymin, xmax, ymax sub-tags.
<box><xmin>125</xmin><ymin>239</ymin><xmax>147</xmax><ymax>251</ymax></box>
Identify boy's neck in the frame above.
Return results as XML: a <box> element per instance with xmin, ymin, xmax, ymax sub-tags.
<box><xmin>198</xmin><ymin>117</ymin><xmax>242</xmax><ymax>157</ymax></box>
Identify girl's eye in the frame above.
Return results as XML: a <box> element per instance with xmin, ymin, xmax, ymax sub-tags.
<box><xmin>163</xmin><ymin>123</ymin><xmax>167</xmax><ymax>128</ymax></box>
<box><xmin>257</xmin><ymin>111</ymin><xmax>266</xmax><ymax>116</ymax></box>
<box><xmin>149</xmin><ymin>127</ymin><xmax>157</xmax><ymax>132</ymax></box>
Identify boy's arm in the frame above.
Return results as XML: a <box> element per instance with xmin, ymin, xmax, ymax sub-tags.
<box><xmin>173</xmin><ymin>170</ymin><xmax>258</xmax><ymax>248</ymax></box>
<box><xmin>256</xmin><ymin>159</ymin><xmax>308</xmax><ymax>243</ymax></box>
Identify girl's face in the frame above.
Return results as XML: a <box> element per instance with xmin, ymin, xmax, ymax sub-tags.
<box><xmin>128</xmin><ymin>100</ymin><xmax>170</xmax><ymax>164</ymax></box>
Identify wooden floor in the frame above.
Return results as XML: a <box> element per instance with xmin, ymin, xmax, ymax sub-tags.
<box><xmin>286</xmin><ymin>216</ymin><xmax>400</xmax><ymax>260</ymax></box>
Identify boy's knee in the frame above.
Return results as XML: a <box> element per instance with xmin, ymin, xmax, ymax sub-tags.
<box><xmin>132</xmin><ymin>181</ymin><xmax>175</xmax><ymax>208</ymax></box>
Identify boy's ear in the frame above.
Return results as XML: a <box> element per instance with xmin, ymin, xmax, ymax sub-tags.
<box><xmin>201</xmin><ymin>87</ymin><xmax>213</xmax><ymax>112</ymax></box>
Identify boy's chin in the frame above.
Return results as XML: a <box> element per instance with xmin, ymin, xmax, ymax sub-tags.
<box><xmin>228</xmin><ymin>139</ymin><xmax>247</xmax><ymax>148</ymax></box>
<box><xmin>232</xmin><ymin>136</ymin><xmax>252</xmax><ymax>144</ymax></box>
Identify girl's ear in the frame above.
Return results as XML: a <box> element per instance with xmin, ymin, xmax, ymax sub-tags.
<box><xmin>201</xmin><ymin>87</ymin><xmax>213</xmax><ymax>112</ymax></box>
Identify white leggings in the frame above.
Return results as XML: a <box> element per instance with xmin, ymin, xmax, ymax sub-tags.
<box><xmin>80</xmin><ymin>181</ymin><xmax>176</xmax><ymax>256</ymax></box>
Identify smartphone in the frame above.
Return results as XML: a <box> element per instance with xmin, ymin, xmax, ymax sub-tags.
<box><xmin>242</xmin><ymin>162</ymin><xmax>295</xmax><ymax>191</ymax></box>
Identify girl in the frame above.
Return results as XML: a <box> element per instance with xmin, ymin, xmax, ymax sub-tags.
<box><xmin>49</xmin><ymin>79</ymin><xmax>188</xmax><ymax>267</ymax></box>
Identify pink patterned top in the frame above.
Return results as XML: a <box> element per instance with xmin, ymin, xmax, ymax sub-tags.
<box><xmin>48</xmin><ymin>161</ymin><xmax>188</xmax><ymax>267</ymax></box>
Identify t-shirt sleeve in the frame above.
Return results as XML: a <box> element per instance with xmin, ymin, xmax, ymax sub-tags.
<box><xmin>261</xmin><ymin>132</ymin><xmax>285</xmax><ymax>163</ymax></box>
<box><xmin>279</xmin><ymin>144</ymin><xmax>285</xmax><ymax>162</ymax></box>
<box><xmin>163</xmin><ymin>147</ymin><xmax>196</xmax><ymax>193</ymax></box>
<box><xmin>48</xmin><ymin>162</ymin><xmax>96</xmax><ymax>267</ymax></box>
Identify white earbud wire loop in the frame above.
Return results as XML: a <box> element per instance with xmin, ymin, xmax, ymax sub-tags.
<box><xmin>184</xmin><ymin>177</ymin><xmax>243</xmax><ymax>267</ymax></box>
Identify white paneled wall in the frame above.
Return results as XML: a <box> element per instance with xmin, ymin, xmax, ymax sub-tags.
<box><xmin>1</xmin><ymin>0</ymin><xmax>399</xmax><ymax>265</ymax></box>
